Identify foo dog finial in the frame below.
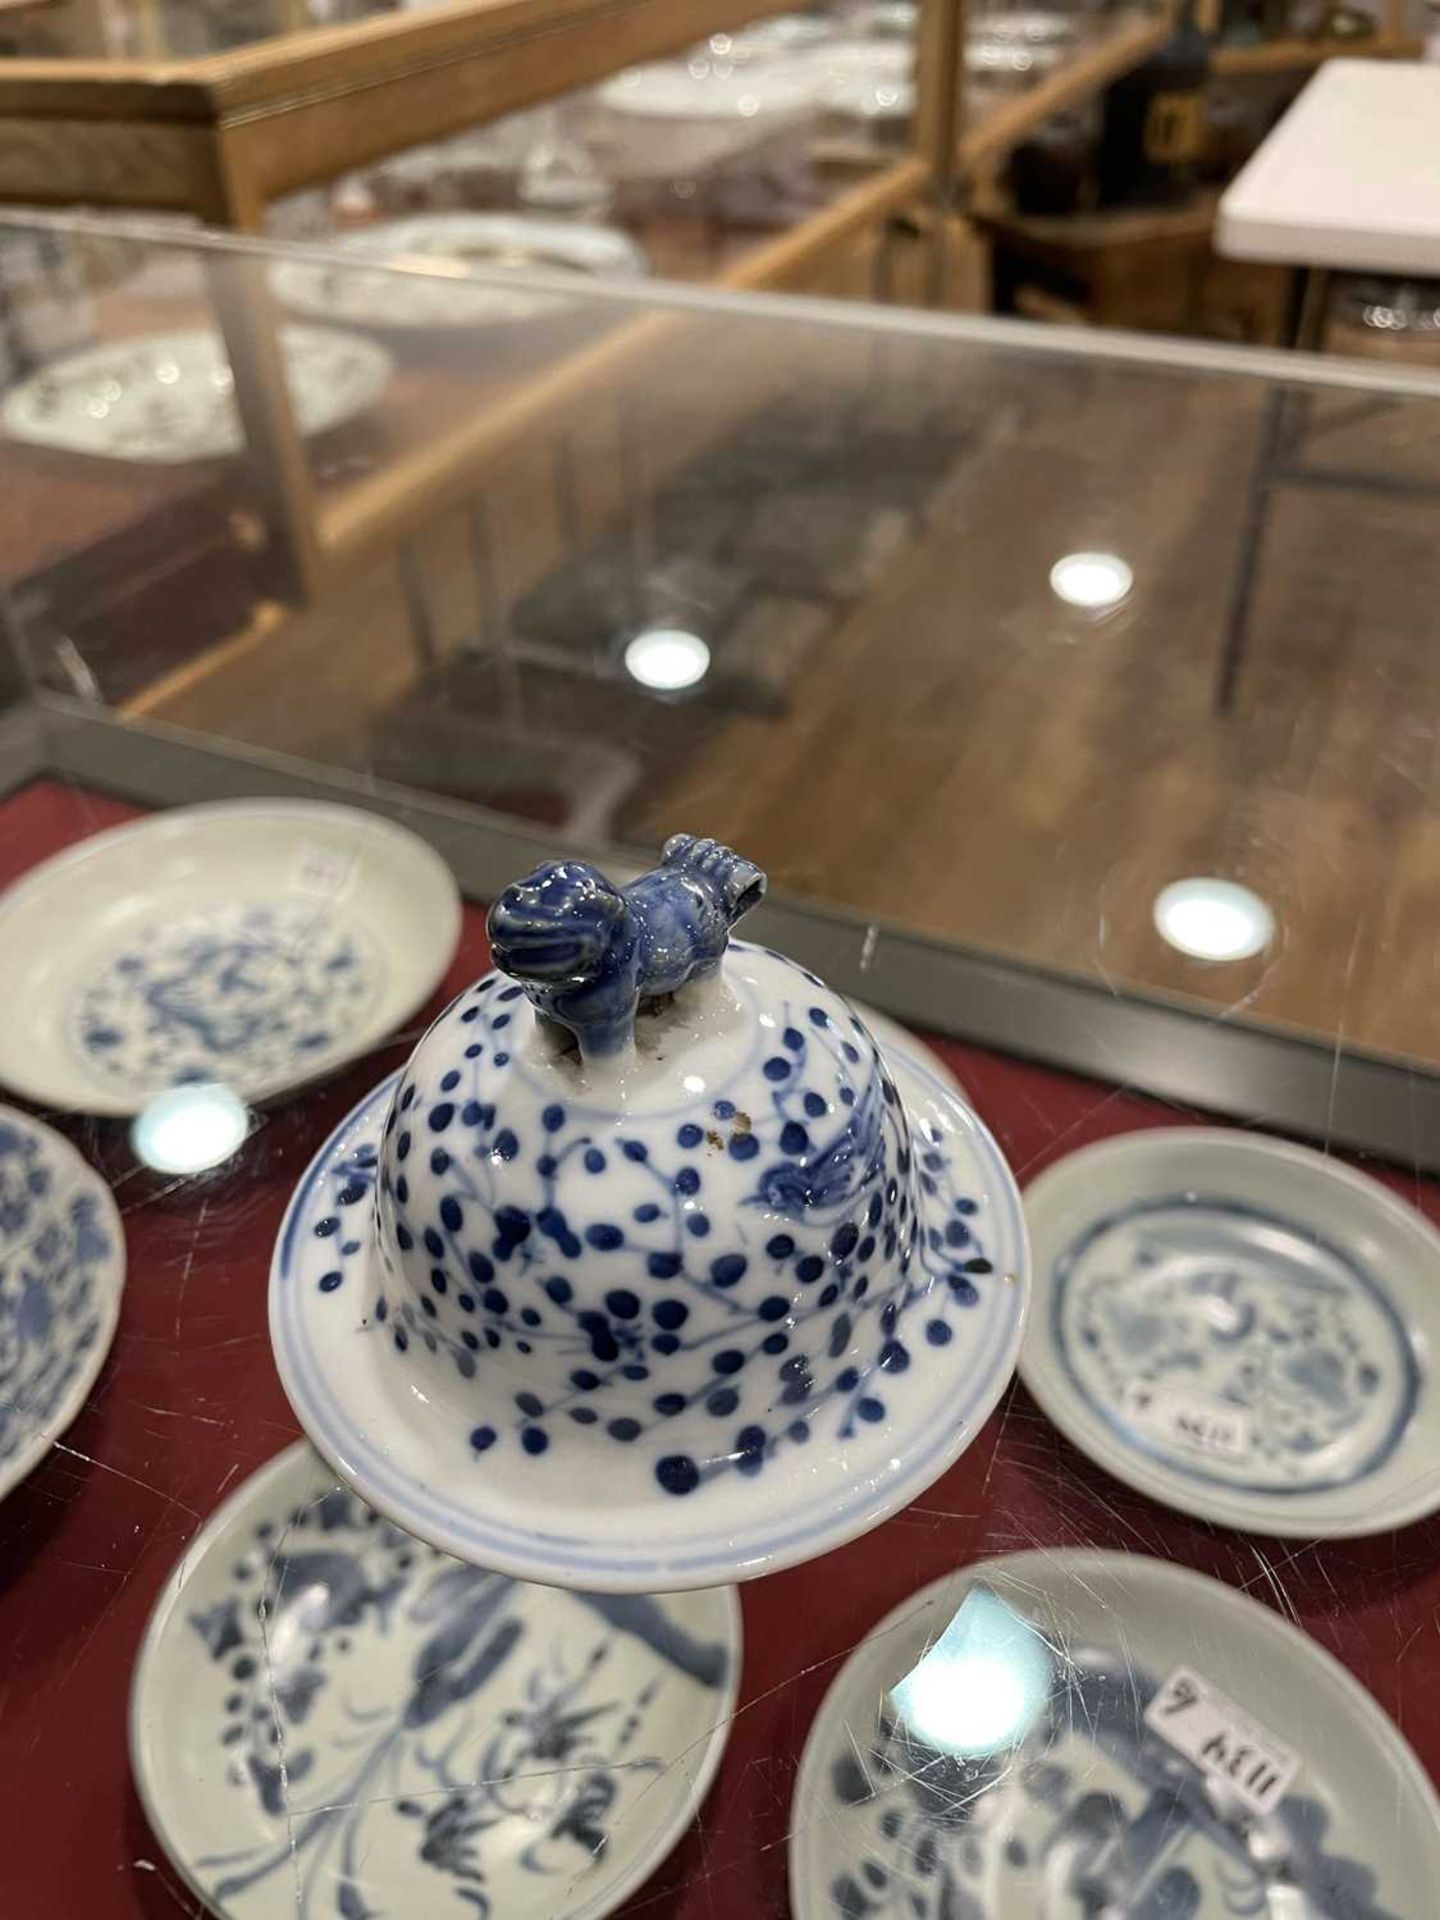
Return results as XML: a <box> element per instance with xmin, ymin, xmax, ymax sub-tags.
<box><xmin>487</xmin><ymin>834</ymin><xmax>766</xmax><ymax>1060</ymax></box>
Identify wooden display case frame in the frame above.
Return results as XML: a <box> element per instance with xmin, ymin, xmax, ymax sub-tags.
<box><xmin>0</xmin><ymin>0</ymin><xmax>979</xmax><ymax>599</ymax></box>
<box><xmin>0</xmin><ymin>0</ymin><xmax>1174</xmax><ymax>607</ymax></box>
<box><xmin>0</xmin><ymin>0</ymin><xmax>962</xmax><ymax>227</ymax></box>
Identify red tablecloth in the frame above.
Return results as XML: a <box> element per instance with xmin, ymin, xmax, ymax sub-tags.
<box><xmin>1</xmin><ymin>778</ymin><xmax>1437</xmax><ymax>1918</ymax></box>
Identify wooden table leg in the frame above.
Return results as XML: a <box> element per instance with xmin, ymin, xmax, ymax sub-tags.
<box><xmin>203</xmin><ymin>250</ymin><xmax>321</xmax><ymax>605</ymax></box>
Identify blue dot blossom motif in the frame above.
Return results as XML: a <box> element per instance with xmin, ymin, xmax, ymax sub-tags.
<box><xmin>824</xmin><ymin>1607</ymin><xmax>1403</xmax><ymax>1920</ymax></box>
<box><xmin>0</xmin><ymin>1113</ymin><xmax>118</xmax><ymax>1479</ymax></box>
<box><xmin>70</xmin><ymin>898</ymin><xmax>383</xmax><ymax>1096</ymax></box>
<box><xmin>182</xmin><ymin>1462</ymin><xmax>731</xmax><ymax>1919</ymax></box>
<box><xmin>341</xmin><ymin>946</ymin><xmax>995</xmax><ymax>1500</ymax></box>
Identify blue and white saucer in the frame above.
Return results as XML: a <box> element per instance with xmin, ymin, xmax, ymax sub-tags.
<box><xmin>130</xmin><ymin>1440</ymin><xmax>739</xmax><ymax>1920</ymax></box>
<box><xmin>269</xmin><ymin>1032</ymin><xmax>1027</xmax><ymax>1594</ymax></box>
<box><xmin>0</xmin><ymin>800</ymin><xmax>461</xmax><ymax>1116</ymax></box>
<box><xmin>0</xmin><ymin>1102</ymin><xmax>124</xmax><ymax>1500</ymax></box>
<box><xmin>1021</xmin><ymin>1129</ymin><xmax>1440</xmax><ymax>1537</ymax></box>
<box><xmin>789</xmin><ymin>1549</ymin><xmax>1440</xmax><ymax>1919</ymax></box>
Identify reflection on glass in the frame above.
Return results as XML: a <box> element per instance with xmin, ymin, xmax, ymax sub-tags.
<box><xmin>888</xmin><ymin>1585</ymin><xmax>1054</xmax><ymax>1759</ymax></box>
<box><xmin>131</xmin><ymin>1082</ymin><xmax>251</xmax><ymax>1174</ymax></box>
<box><xmin>623</xmin><ymin>628</ymin><xmax>712</xmax><ymax>691</ymax></box>
<box><xmin>1049</xmin><ymin>550</ymin><xmax>1134</xmax><ymax>611</ymax></box>
<box><xmin>1153</xmin><ymin>878</ymin><xmax>1275</xmax><ymax>963</ymax></box>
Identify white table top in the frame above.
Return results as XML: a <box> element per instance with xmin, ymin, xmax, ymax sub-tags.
<box><xmin>1217</xmin><ymin>60</ymin><xmax>1440</xmax><ymax>274</ymax></box>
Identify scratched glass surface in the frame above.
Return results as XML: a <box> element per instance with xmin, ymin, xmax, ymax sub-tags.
<box><xmin>1</xmin><ymin>215</ymin><xmax>1440</xmax><ymax>1920</ymax></box>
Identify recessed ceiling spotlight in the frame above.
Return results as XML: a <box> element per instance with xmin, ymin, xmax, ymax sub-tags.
<box><xmin>1153</xmin><ymin>877</ymin><xmax>1275</xmax><ymax>962</ymax></box>
<box><xmin>131</xmin><ymin>1081</ymin><xmax>251</xmax><ymax>1174</ymax></box>
<box><xmin>1049</xmin><ymin>551</ymin><xmax>1134</xmax><ymax>611</ymax></box>
<box><xmin>623</xmin><ymin>628</ymin><xmax>711</xmax><ymax>692</ymax></box>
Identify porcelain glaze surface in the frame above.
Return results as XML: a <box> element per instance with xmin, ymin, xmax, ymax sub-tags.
<box><xmin>0</xmin><ymin>1104</ymin><xmax>124</xmax><ymax>1498</ymax></box>
<box><xmin>3</xmin><ymin>325</ymin><xmax>391</xmax><ymax>463</ymax></box>
<box><xmin>789</xmin><ymin>1552</ymin><xmax>1440</xmax><ymax>1920</ymax></box>
<box><xmin>131</xmin><ymin>1442</ymin><xmax>738</xmax><ymax>1920</ymax></box>
<box><xmin>271</xmin><ymin>844</ymin><xmax>1028</xmax><ymax>1589</ymax></box>
<box><xmin>1022</xmin><ymin>1130</ymin><xmax>1440</xmax><ymax>1536</ymax></box>
<box><xmin>70</xmin><ymin>899</ymin><xmax>384</xmax><ymax>1098</ymax></box>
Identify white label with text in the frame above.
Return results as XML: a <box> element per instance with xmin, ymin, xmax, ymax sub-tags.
<box><xmin>292</xmin><ymin>841</ymin><xmax>358</xmax><ymax>899</ymax></box>
<box><xmin>1145</xmin><ymin>1666</ymin><xmax>1299</xmax><ymax>1817</ymax></box>
<box><xmin>1124</xmin><ymin>1382</ymin><xmax>1254</xmax><ymax>1462</ymax></box>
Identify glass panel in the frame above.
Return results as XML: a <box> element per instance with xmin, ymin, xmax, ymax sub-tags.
<box><xmin>5</xmin><ymin>215</ymin><xmax>1439</xmax><ymax>1072</ymax></box>
<box><xmin>1</xmin><ymin>211</ymin><xmax>1439</xmax><ymax>1920</ymax></box>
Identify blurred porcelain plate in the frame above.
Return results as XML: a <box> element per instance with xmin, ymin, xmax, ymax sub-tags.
<box><xmin>1021</xmin><ymin>1128</ymin><xmax>1440</xmax><ymax>1536</ymax></box>
<box><xmin>130</xmin><ymin>1440</ymin><xmax>739</xmax><ymax>1920</ymax></box>
<box><xmin>272</xmin><ymin>215</ymin><xmax>649</xmax><ymax>331</ymax></box>
<box><xmin>597</xmin><ymin>56</ymin><xmax>823</xmax><ymax>120</ymax></box>
<box><xmin>0</xmin><ymin>800</ymin><xmax>460</xmax><ymax>1116</ymax></box>
<box><xmin>970</xmin><ymin>7</ymin><xmax>1079</xmax><ymax>46</ymax></box>
<box><xmin>966</xmin><ymin>9</ymin><xmax>1077</xmax><ymax>74</ymax></box>
<box><xmin>854</xmin><ymin>0</ymin><xmax>919</xmax><ymax>35</ymax></box>
<box><xmin>0</xmin><ymin>1105</ymin><xmax>124</xmax><ymax>1499</ymax></box>
<box><xmin>790</xmin><ymin>1548</ymin><xmax>1440</xmax><ymax>1918</ymax></box>
<box><xmin>802</xmin><ymin>40</ymin><xmax>916</xmax><ymax>121</ymax></box>
<box><xmin>3</xmin><ymin>324</ymin><xmax>391</xmax><ymax>463</ymax></box>
<box><xmin>725</xmin><ymin>12</ymin><xmax>838</xmax><ymax>55</ymax></box>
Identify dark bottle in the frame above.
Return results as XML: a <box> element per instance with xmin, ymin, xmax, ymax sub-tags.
<box><xmin>1097</xmin><ymin>0</ymin><xmax>1211</xmax><ymax>207</ymax></box>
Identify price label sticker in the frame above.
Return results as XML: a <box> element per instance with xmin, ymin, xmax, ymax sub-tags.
<box><xmin>1145</xmin><ymin>1666</ymin><xmax>1299</xmax><ymax>1818</ymax></box>
<box><xmin>1124</xmin><ymin>1382</ymin><xmax>1254</xmax><ymax>1462</ymax></box>
<box><xmin>292</xmin><ymin>841</ymin><xmax>358</xmax><ymax>900</ymax></box>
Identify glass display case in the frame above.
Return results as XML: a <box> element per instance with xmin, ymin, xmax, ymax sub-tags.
<box><xmin>2</xmin><ymin>210</ymin><xmax>1439</xmax><ymax>1920</ymax></box>
<box><xmin>0</xmin><ymin>0</ymin><xmax>1173</xmax><ymax>314</ymax></box>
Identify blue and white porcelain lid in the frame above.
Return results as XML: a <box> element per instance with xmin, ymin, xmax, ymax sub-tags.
<box><xmin>1020</xmin><ymin>1128</ymin><xmax>1440</xmax><ymax>1537</ymax></box>
<box><xmin>789</xmin><ymin>1549</ymin><xmax>1440</xmax><ymax>1919</ymax></box>
<box><xmin>270</xmin><ymin>836</ymin><xmax>1029</xmax><ymax>1590</ymax></box>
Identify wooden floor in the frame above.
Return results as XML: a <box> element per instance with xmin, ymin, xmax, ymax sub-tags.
<box><xmin>131</xmin><ymin>332</ymin><xmax>1440</xmax><ymax>1072</ymax></box>
<box><xmin>619</xmin><ymin>355</ymin><xmax>1440</xmax><ymax>1069</ymax></box>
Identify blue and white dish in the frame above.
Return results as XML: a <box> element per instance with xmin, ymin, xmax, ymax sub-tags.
<box><xmin>270</xmin><ymin>836</ymin><xmax>1028</xmax><ymax>1591</ymax></box>
<box><xmin>0</xmin><ymin>1102</ymin><xmax>124</xmax><ymax>1500</ymax></box>
<box><xmin>0</xmin><ymin>800</ymin><xmax>461</xmax><ymax>1116</ymax></box>
<box><xmin>789</xmin><ymin>1549</ymin><xmax>1440</xmax><ymax>1919</ymax></box>
<box><xmin>130</xmin><ymin>1440</ymin><xmax>739</xmax><ymax>1920</ymax></box>
<box><xmin>1021</xmin><ymin>1129</ymin><xmax>1440</xmax><ymax>1536</ymax></box>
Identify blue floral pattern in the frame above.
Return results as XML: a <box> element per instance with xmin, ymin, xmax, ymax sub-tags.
<box><xmin>164</xmin><ymin>1452</ymin><xmax>734</xmax><ymax>1919</ymax></box>
<box><xmin>70</xmin><ymin>899</ymin><xmax>383</xmax><ymax>1097</ymax></box>
<box><xmin>825</xmin><ymin>1619</ymin><xmax>1403</xmax><ymax>1919</ymax></box>
<box><xmin>0</xmin><ymin>1108</ymin><xmax>122</xmax><ymax>1487</ymax></box>
<box><xmin>305</xmin><ymin>953</ymin><xmax>994</xmax><ymax>1502</ymax></box>
<box><xmin>1052</xmin><ymin>1196</ymin><xmax>1418</xmax><ymax>1495</ymax></box>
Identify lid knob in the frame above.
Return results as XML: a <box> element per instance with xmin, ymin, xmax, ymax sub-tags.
<box><xmin>487</xmin><ymin>833</ymin><xmax>766</xmax><ymax>1061</ymax></box>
